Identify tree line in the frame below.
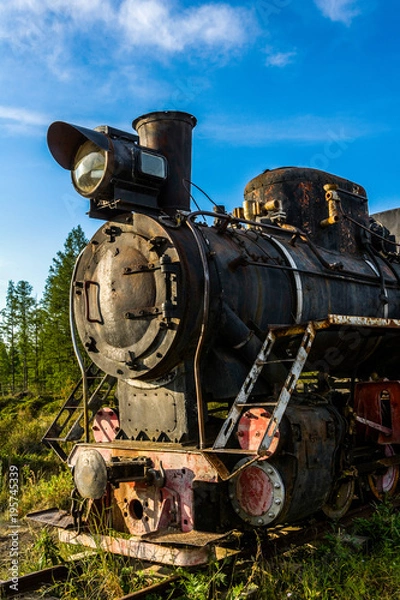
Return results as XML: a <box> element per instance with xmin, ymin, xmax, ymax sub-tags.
<box><xmin>0</xmin><ymin>226</ymin><xmax>87</xmax><ymax>397</ymax></box>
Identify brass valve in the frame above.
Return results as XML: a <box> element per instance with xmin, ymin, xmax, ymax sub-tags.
<box><xmin>320</xmin><ymin>183</ymin><xmax>341</xmax><ymax>228</ymax></box>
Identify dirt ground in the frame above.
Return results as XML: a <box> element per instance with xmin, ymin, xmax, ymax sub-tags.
<box><xmin>0</xmin><ymin>518</ymin><xmax>60</xmax><ymax>598</ymax></box>
<box><xmin>0</xmin><ymin>517</ymin><xmax>43</xmax><ymax>579</ymax></box>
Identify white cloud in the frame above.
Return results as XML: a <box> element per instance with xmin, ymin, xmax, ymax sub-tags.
<box><xmin>118</xmin><ymin>1</ymin><xmax>251</xmax><ymax>51</ymax></box>
<box><xmin>314</xmin><ymin>0</ymin><xmax>361</xmax><ymax>25</ymax></box>
<box><xmin>265</xmin><ymin>50</ymin><xmax>296</xmax><ymax>68</ymax></box>
<box><xmin>0</xmin><ymin>105</ymin><xmax>50</xmax><ymax>136</ymax></box>
<box><xmin>0</xmin><ymin>106</ymin><xmax>48</xmax><ymax>127</ymax></box>
<box><xmin>0</xmin><ymin>0</ymin><xmax>254</xmax><ymax>59</ymax></box>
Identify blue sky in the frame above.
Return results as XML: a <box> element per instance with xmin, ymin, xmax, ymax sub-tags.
<box><xmin>0</xmin><ymin>0</ymin><xmax>399</xmax><ymax>309</ymax></box>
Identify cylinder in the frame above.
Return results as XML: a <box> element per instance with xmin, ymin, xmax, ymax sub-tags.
<box><xmin>133</xmin><ymin>111</ymin><xmax>197</xmax><ymax>213</ymax></box>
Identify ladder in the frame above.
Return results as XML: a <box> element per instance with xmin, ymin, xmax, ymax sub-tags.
<box><xmin>213</xmin><ymin>322</ymin><xmax>316</xmax><ymax>454</ymax></box>
<box><xmin>42</xmin><ymin>362</ymin><xmax>116</xmax><ymax>461</ymax></box>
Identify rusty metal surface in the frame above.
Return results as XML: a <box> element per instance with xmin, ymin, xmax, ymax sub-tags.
<box><xmin>73</xmin><ymin>213</ymin><xmax>204</xmax><ymax>389</ymax></box>
<box><xmin>0</xmin><ymin>564</ymin><xmax>73</xmax><ymax>598</ymax></box>
<box><xmin>26</xmin><ymin>508</ymin><xmax>75</xmax><ymax>529</ymax></box>
<box><xmin>116</xmin><ymin>575</ymin><xmax>180</xmax><ymax>600</ymax></box>
<box><xmin>243</xmin><ymin>166</ymin><xmax>368</xmax><ymax>255</ymax></box>
<box><xmin>59</xmin><ymin>530</ymin><xmax>218</xmax><ymax>566</ymax></box>
<box><xmin>141</xmin><ymin>528</ymin><xmax>229</xmax><ymax>546</ymax></box>
<box><xmin>326</xmin><ymin>314</ymin><xmax>400</xmax><ymax>328</ymax></box>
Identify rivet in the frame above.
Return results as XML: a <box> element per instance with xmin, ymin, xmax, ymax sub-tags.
<box><xmin>268</xmin><ymin>512</ymin><xmax>275</xmax><ymax>518</ymax></box>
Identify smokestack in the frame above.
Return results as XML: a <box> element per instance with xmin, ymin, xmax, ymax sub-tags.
<box><xmin>133</xmin><ymin>111</ymin><xmax>197</xmax><ymax>213</ymax></box>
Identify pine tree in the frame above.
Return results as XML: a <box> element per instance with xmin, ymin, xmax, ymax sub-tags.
<box><xmin>0</xmin><ymin>282</ymin><xmax>19</xmax><ymax>393</ymax></box>
<box><xmin>41</xmin><ymin>226</ymin><xmax>88</xmax><ymax>392</ymax></box>
<box><xmin>0</xmin><ymin>334</ymin><xmax>10</xmax><ymax>396</ymax></box>
<box><xmin>15</xmin><ymin>280</ymin><xmax>35</xmax><ymax>391</ymax></box>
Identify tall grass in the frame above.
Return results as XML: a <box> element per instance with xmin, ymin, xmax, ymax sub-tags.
<box><xmin>0</xmin><ymin>393</ymin><xmax>73</xmax><ymax>514</ymax></box>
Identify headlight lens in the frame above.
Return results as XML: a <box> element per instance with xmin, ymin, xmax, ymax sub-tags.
<box><xmin>72</xmin><ymin>140</ymin><xmax>107</xmax><ymax>194</ymax></box>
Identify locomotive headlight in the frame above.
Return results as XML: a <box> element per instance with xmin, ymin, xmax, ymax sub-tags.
<box><xmin>47</xmin><ymin>120</ymin><xmax>168</xmax><ymax>217</ymax></box>
<box><xmin>72</xmin><ymin>140</ymin><xmax>108</xmax><ymax>195</ymax></box>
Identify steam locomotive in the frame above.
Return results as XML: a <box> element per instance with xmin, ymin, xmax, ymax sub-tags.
<box><xmin>41</xmin><ymin>111</ymin><xmax>400</xmax><ymax>564</ymax></box>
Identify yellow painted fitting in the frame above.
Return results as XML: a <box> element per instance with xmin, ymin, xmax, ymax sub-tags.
<box><xmin>243</xmin><ymin>200</ymin><xmax>256</xmax><ymax>222</ymax></box>
<box><xmin>233</xmin><ymin>207</ymin><xmax>244</xmax><ymax>219</ymax></box>
<box><xmin>264</xmin><ymin>199</ymin><xmax>280</xmax><ymax>212</ymax></box>
<box><xmin>320</xmin><ymin>185</ymin><xmax>341</xmax><ymax>228</ymax></box>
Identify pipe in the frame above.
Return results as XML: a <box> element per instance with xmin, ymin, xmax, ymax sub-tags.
<box><xmin>320</xmin><ymin>186</ymin><xmax>340</xmax><ymax>228</ymax></box>
<box><xmin>186</xmin><ymin>216</ymin><xmax>210</xmax><ymax>449</ymax></box>
<box><xmin>70</xmin><ymin>249</ymin><xmax>89</xmax><ymax>443</ymax></box>
<box><xmin>133</xmin><ymin>111</ymin><xmax>197</xmax><ymax>213</ymax></box>
<box><xmin>220</xmin><ymin>303</ymin><xmax>287</xmax><ymax>384</ymax></box>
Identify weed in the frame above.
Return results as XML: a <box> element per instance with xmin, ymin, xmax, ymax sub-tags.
<box><xmin>48</xmin><ymin>549</ymin><xmax>161</xmax><ymax>600</ymax></box>
<box><xmin>33</xmin><ymin>527</ymin><xmax>63</xmax><ymax>569</ymax></box>
<box><xmin>353</xmin><ymin>499</ymin><xmax>400</xmax><ymax>550</ymax></box>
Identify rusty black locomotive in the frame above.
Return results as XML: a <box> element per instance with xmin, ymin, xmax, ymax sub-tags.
<box><xmin>40</xmin><ymin>111</ymin><xmax>400</xmax><ymax>564</ymax></box>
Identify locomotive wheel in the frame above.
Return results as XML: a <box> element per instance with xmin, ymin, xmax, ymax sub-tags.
<box><xmin>368</xmin><ymin>445</ymin><xmax>399</xmax><ymax>500</ymax></box>
<box><xmin>322</xmin><ymin>477</ymin><xmax>355</xmax><ymax>520</ymax></box>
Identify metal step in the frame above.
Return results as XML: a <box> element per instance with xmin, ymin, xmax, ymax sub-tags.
<box><xmin>42</xmin><ymin>363</ymin><xmax>116</xmax><ymax>461</ymax></box>
<box><xmin>212</xmin><ymin>321</ymin><xmax>316</xmax><ymax>453</ymax></box>
<box><xmin>235</xmin><ymin>402</ymin><xmax>277</xmax><ymax>408</ymax></box>
<box><xmin>258</xmin><ymin>322</ymin><xmax>315</xmax><ymax>454</ymax></box>
<box><xmin>213</xmin><ymin>330</ymin><xmax>277</xmax><ymax>449</ymax></box>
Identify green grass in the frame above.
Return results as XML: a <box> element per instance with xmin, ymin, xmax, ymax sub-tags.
<box><xmin>234</xmin><ymin>501</ymin><xmax>400</xmax><ymax>600</ymax></box>
<box><xmin>0</xmin><ymin>393</ymin><xmax>72</xmax><ymax>515</ymax></box>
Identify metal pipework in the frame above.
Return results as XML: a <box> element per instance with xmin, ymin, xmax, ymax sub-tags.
<box><xmin>320</xmin><ymin>183</ymin><xmax>341</xmax><ymax>228</ymax></box>
<box><xmin>243</xmin><ymin>200</ymin><xmax>256</xmax><ymax>221</ymax></box>
<box><xmin>133</xmin><ymin>111</ymin><xmax>197</xmax><ymax>213</ymax></box>
<box><xmin>264</xmin><ymin>199</ymin><xmax>280</xmax><ymax>212</ymax></box>
<box><xmin>242</xmin><ymin>199</ymin><xmax>281</xmax><ymax>221</ymax></box>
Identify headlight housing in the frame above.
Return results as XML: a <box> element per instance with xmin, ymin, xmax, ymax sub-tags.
<box><xmin>47</xmin><ymin>121</ymin><xmax>167</xmax><ymax>217</ymax></box>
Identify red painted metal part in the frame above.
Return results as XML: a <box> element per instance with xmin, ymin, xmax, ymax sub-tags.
<box><xmin>354</xmin><ymin>381</ymin><xmax>400</xmax><ymax>444</ymax></box>
<box><xmin>368</xmin><ymin>444</ymin><xmax>399</xmax><ymax>498</ymax></box>
<box><xmin>236</xmin><ymin>465</ymin><xmax>274</xmax><ymax>517</ymax></box>
<box><xmin>237</xmin><ymin>408</ymin><xmax>280</xmax><ymax>454</ymax></box>
<box><xmin>69</xmin><ymin>444</ymin><xmax>219</xmax><ymax>534</ymax></box>
<box><xmin>58</xmin><ymin>530</ymin><xmax>223</xmax><ymax>566</ymax></box>
<box><xmin>92</xmin><ymin>407</ymin><xmax>120</xmax><ymax>442</ymax></box>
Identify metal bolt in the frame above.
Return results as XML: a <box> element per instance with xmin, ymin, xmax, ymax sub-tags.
<box><xmin>274</xmin><ymin>483</ymin><xmax>281</xmax><ymax>489</ymax></box>
<box><xmin>275</xmin><ymin>499</ymin><xmax>282</xmax><ymax>505</ymax></box>
<box><xmin>268</xmin><ymin>512</ymin><xmax>275</xmax><ymax>518</ymax></box>
<box><xmin>257</xmin><ymin>518</ymin><xmax>264</xmax><ymax>525</ymax></box>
